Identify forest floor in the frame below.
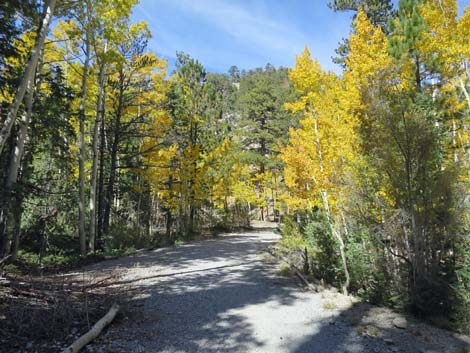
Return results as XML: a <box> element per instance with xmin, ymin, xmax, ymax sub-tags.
<box><xmin>2</xmin><ymin>223</ymin><xmax>470</xmax><ymax>353</ymax></box>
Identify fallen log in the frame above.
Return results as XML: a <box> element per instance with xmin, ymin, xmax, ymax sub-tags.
<box><xmin>61</xmin><ymin>303</ymin><xmax>119</xmax><ymax>353</ymax></box>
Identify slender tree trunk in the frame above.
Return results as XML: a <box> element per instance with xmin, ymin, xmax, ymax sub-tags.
<box><xmin>312</xmin><ymin>107</ymin><xmax>350</xmax><ymax>295</ymax></box>
<box><xmin>145</xmin><ymin>185</ymin><xmax>152</xmax><ymax>237</ymax></box>
<box><xmin>259</xmin><ymin>162</ymin><xmax>265</xmax><ymax>221</ymax></box>
<box><xmin>166</xmin><ymin>210</ymin><xmax>173</xmax><ymax>240</ymax></box>
<box><xmin>458</xmin><ymin>77</ymin><xmax>470</xmax><ymax>178</ymax></box>
<box><xmin>415</xmin><ymin>56</ymin><xmax>421</xmax><ymax>89</ymax></box>
<box><xmin>89</xmin><ymin>63</ymin><xmax>107</xmax><ymax>252</ymax></box>
<box><xmin>187</xmin><ymin>122</ymin><xmax>198</xmax><ymax>236</ymax></box>
<box><xmin>189</xmin><ymin>205</ymin><xmax>195</xmax><ymax>236</ymax></box>
<box><xmin>0</xmin><ymin>0</ymin><xmax>56</xmax><ymax>155</ymax></box>
<box><xmin>10</xmin><ymin>193</ymin><xmax>23</xmax><ymax>261</ymax></box>
<box><xmin>136</xmin><ymin>179</ymin><xmax>142</xmax><ymax>236</ymax></box>
<box><xmin>8</xmin><ymin>76</ymin><xmax>35</xmax><ymax>260</ymax></box>
<box><xmin>9</xmin><ymin>140</ymin><xmax>34</xmax><ymax>261</ymax></box>
<box><xmin>0</xmin><ymin>67</ymin><xmax>36</xmax><ymax>257</ymax></box>
<box><xmin>9</xmin><ymin>142</ymin><xmax>34</xmax><ymax>261</ymax></box>
<box><xmin>0</xmin><ymin>138</ymin><xmax>16</xmax><ymax>256</ymax></box>
<box><xmin>103</xmin><ymin>72</ymin><xmax>124</xmax><ymax>235</ymax></box>
<box><xmin>165</xmin><ymin>175</ymin><xmax>174</xmax><ymax>240</ymax></box>
<box><xmin>97</xmin><ymin>108</ymin><xmax>106</xmax><ymax>240</ymax></box>
<box><xmin>78</xmin><ymin>19</ymin><xmax>91</xmax><ymax>254</ymax></box>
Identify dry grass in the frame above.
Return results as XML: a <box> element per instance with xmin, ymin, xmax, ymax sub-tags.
<box><xmin>321</xmin><ymin>300</ymin><xmax>337</xmax><ymax>310</ymax></box>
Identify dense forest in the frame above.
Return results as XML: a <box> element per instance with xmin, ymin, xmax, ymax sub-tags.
<box><xmin>0</xmin><ymin>0</ymin><xmax>469</xmax><ymax>335</ymax></box>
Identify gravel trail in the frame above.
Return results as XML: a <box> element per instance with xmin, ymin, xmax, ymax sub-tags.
<box><xmin>83</xmin><ymin>227</ymin><xmax>470</xmax><ymax>353</ymax></box>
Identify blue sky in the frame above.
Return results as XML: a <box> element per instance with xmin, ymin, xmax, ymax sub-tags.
<box><xmin>132</xmin><ymin>0</ymin><xmax>470</xmax><ymax>75</ymax></box>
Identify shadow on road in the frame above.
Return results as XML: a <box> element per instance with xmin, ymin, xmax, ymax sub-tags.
<box><xmin>92</xmin><ymin>230</ymin><xmax>469</xmax><ymax>353</ymax></box>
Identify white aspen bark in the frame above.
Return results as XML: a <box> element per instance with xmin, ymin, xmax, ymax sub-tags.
<box><xmin>459</xmin><ymin>76</ymin><xmax>470</xmax><ymax>110</ymax></box>
<box><xmin>320</xmin><ymin>190</ymin><xmax>350</xmax><ymax>296</ymax></box>
<box><xmin>6</xmin><ymin>86</ymin><xmax>32</xmax><ymax>187</ymax></box>
<box><xmin>0</xmin><ymin>0</ymin><xmax>56</xmax><ymax>155</ymax></box>
<box><xmin>89</xmin><ymin>63</ymin><xmax>107</xmax><ymax>252</ymax></box>
<box><xmin>313</xmin><ymin>108</ymin><xmax>350</xmax><ymax>295</ymax></box>
<box><xmin>458</xmin><ymin>77</ymin><xmax>470</xmax><ymax>179</ymax></box>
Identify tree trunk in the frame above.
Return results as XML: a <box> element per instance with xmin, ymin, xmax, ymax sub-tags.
<box><xmin>312</xmin><ymin>106</ymin><xmax>350</xmax><ymax>296</ymax></box>
<box><xmin>189</xmin><ymin>205</ymin><xmax>195</xmax><ymax>236</ymax></box>
<box><xmin>0</xmin><ymin>69</ymin><xmax>36</xmax><ymax>256</ymax></box>
<box><xmin>0</xmin><ymin>0</ymin><xmax>56</xmax><ymax>155</ymax></box>
<box><xmin>10</xmin><ymin>191</ymin><xmax>24</xmax><ymax>261</ymax></box>
<box><xmin>78</xmin><ymin>14</ymin><xmax>91</xmax><ymax>254</ymax></box>
<box><xmin>103</xmin><ymin>71</ymin><xmax>124</xmax><ymax>235</ymax></box>
<box><xmin>89</xmin><ymin>63</ymin><xmax>107</xmax><ymax>252</ymax></box>
<box><xmin>165</xmin><ymin>175</ymin><xmax>174</xmax><ymax>240</ymax></box>
<box><xmin>97</xmin><ymin>107</ymin><xmax>106</xmax><ymax>240</ymax></box>
<box><xmin>0</xmin><ymin>136</ymin><xmax>17</xmax><ymax>256</ymax></box>
<box><xmin>458</xmin><ymin>77</ymin><xmax>470</xmax><ymax>178</ymax></box>
<box><xmin>8</xmin><ymin>77</ymin><xmax>35</xmax><ymax>260</ymax></box>
<box><xmin>9</xmin><ymin>142</ymin><xmax>33</xmax><ymax>261</ymax></box>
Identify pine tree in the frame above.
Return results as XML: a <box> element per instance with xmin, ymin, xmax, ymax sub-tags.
<box><xmin>328</xmin><ymin>0</ymin><xmax>394</xmax><ymax>66</ymax></box>
<box><xmin>236</xmin><ymin>66</ymin><xmax>297</xmax><ymax>220</ymax></box>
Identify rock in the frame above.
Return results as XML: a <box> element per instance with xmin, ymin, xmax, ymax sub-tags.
<box><xmin>393</xmin><ymin>317</ymin><xmax>408</xmax><ymax>329</ymax></box>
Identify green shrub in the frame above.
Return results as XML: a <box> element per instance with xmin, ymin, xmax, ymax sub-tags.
<box><xmin>345</xmin><ymin>235</ymin><xmax>391</xmax><ymax>304</ymax></box>
<box><xmin>280</xmin><ymin>215</ymin><xmax>305</xmax><ymax>250</ymax></box>
<box><xmin>303</xmin><ymin>210</ymin><xmax>339</xmax><ymax>284</ymax></box>
<box><xmin>104</xmin><ymin>221</ymin><xmax>152</xmax><ymax>250</ymax></box>
<box><xmin>451</xmin><ymin>239</ymin><xmax>470</xmax><ymax>333</ymax></box>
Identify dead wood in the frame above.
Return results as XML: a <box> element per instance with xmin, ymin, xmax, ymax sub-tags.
<box><xmin>61</xmin><ymin>303</ymin><xmax>119</xmax><ymax>353</ymax></box>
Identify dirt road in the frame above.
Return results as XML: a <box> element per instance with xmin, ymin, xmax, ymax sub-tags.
<box><xmin>82</xmin><ymin>227</ymin><xmax>469</xmax><ymax>353</ymax></box>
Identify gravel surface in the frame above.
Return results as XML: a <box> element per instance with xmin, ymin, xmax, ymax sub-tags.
<box><xmin>80</xmin><ymin>226</ymin><xmax>470</xmax><ymax>353</ymax></box>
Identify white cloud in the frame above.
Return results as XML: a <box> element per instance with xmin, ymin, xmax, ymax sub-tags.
<box><xmin>133</xmin><ymin>0</ymin><xmax>346</xmax><ymax>73</ymax></box>
<box><xmin>159</xmin><ymin>0</ymin><xmax>310</xmax><ymax>59</ymax></box>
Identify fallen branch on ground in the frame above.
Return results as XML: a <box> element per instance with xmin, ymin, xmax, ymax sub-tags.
<box><xmin>82</xmin><ymin>274</ymin><xmax>119</xmax><ymax>291</ymax></box>
<box><xmin>289</xmin><ymin>263</ymin><xmax>319</xmax><ymax>291</ymax></box>
<box><xmin>61</xmin><ymin>303</ymin><xmax>120</xmax><ymax>353</ymax></box>
<box><xmin>0</xmin><ymin>255</ymin><xmax>11</xmax><ymax>267</ymax></box>
<box><xmin>266</xmin><ymin>248</ymin><xmax>320</xmax><ymax>292</ymax></box>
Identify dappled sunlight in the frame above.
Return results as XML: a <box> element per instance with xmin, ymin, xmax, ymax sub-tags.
<box><xmin>2</xmin><ymin>1</ymin><xmax>470</xmax><ymax>351</ymax></box>
<box><xmin>88</xmin><ymin>227</ymin><xmax>470</xmax><ymax>352</ymax></box>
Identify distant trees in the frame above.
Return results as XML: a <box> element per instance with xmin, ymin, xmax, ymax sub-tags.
<box><xmin>236</xmin><ymin>65</ymin><xmax>298</xmax><ymax>220</ymax></box>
